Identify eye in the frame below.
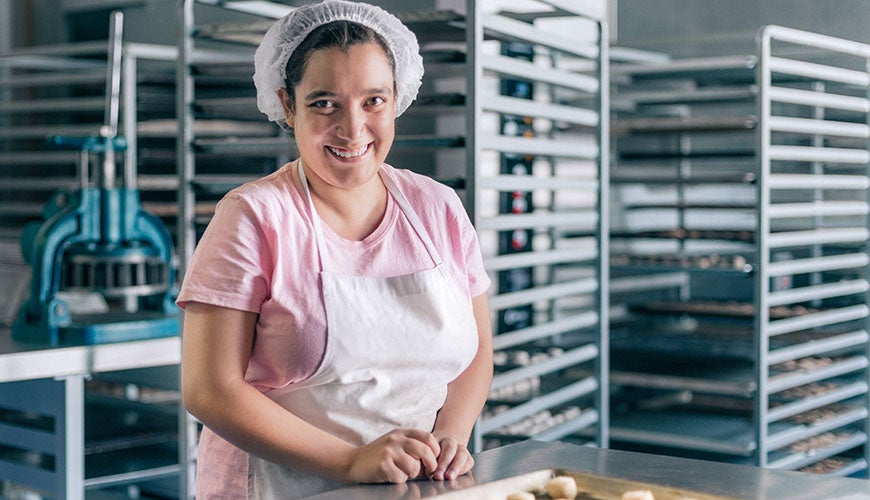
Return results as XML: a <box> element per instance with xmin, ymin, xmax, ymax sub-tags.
<box><xmin>309</xmin><ymin>100</ymin><xmax>335</xmax><ymax>109</ymax></box>
<box><xmin>367</xmin><ymin>96</ymin><xmax>386</xmax><ymax>106</ymax></box>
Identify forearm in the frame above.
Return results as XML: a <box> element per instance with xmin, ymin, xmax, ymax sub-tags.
<box><xmin>184</xmin><ymin>374</ymin><xmax>356</xmax><ymax>481</ymax></box>
<box><xmin>432</xmin><ymin>293</ymin><xmax>493</xmax><ymax>443</ymax></box>
<box><xmin>432</xmin><ymin>348</ymin><xmax>493</xmax><ymax>442</ymax></box>
<box><xmin>182</xmin><ymin>302</ymin><xmax>356</xmax><ymax>481</ymax></box>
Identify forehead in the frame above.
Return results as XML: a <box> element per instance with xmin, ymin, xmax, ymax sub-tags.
<box><xmin>298</xmin><ymin>43</ymin><xmax>394</xmax><ymax>90</ymax></box>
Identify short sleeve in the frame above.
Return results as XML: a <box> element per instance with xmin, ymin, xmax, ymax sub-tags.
<box><xmin>176</xmin><ymin>195</ymin><xmax>274</xmax><ymax>313</ymax></box>
<box><xmin>448</xmin><ymin>191</ymin><xmax>491</xmax><ymax>298</ymax></box>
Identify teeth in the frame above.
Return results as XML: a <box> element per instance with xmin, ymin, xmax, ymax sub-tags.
<box><xmin>328</xmin><ymin>145</ymin><xmax>368</xmax><ymax>158</ymax></box>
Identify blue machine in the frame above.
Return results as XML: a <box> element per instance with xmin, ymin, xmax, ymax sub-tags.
<box><xmin>13</xmin><ymin>12</ymin><xmax>179</xmax><ymax>345</ymax></box>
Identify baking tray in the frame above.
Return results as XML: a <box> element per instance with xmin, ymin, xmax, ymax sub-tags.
<box><xmin>430</xmin><ymin>468</ymin><xmax>737</xmax><ymax>499</ymax></box>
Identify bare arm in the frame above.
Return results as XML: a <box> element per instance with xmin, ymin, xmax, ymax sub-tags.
<box><xmin>430</xmin><ymin>292</ymin><xmax>494</xmax><ymax>480</ymax></box>
<box><xmin>181</xmin><ymin>301</ymin><xmax>439</xmax><ymax>483</ymax></box>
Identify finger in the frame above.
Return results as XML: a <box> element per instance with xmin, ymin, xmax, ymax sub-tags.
<box><xmin>403</xmin><ymin>429</ymin><xmax>440</xmax><ymax>454</ymax></box>
<box><xmin>434</xmin><ymin>440</ymin><xmax>458</xmax><ymax>480</ymax></box>
<box><xmin>445</xmin><ymin>450</ymin><xmax>473</xmax><ymax>480</ymax></box>
<box><xmin>382</xmin><ymin>466</ymin><xmax>410</xmax><ymax>485</ymax></box>
<box><xmin>392</xmin><ymin>451</ymin><xmax>422</xmax><ymax>481</ymax></box>
<box><xmin>404</xmin><ymin>438</ymin><xmax>438</xmax><ymax>476</ymax></box>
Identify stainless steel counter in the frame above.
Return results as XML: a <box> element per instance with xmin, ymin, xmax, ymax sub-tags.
<box><xmin>0</xmin><ymin>326</ymin><xmax>180</xmax><ymax>383</ymax></box>
<box><xmin>308</xmin><ymin>440</ymin><xmax>870</xmax><ymax>500</ymax></box>
<box><xmin>0</xmin><ymin>326</ymin><xmax>182</xmax><ymax>499</ymax></box>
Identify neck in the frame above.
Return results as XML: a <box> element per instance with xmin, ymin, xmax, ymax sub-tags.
<box><xmin>301</xmin><ymin>162</ymin><xmax>388</xmax><ymax>241</ymax></box>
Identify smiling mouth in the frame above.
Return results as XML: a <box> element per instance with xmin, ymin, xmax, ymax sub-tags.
<box><xmin>327</xmin><ymin>144</ymin><xmax>370</xmax><ymax>158</ymax></box>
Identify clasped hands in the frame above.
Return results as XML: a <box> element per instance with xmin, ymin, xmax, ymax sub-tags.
<box><xmin>345</xmin><ymin>429</ymin><xmax>473</xmax><ymax>484</ymax></box>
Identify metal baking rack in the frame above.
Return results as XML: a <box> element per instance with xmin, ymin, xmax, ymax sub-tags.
<box><xmin>608</xmin><ymin>26</ymin><xmax>870</xmax><ymax>476</ymax></box>
<box><xmin>465</xmin><ymin>0</ymin><xmax>609</xmax><ymax>453</ymax></box>
<box><xmin>0</xmin><ymin>24</ymin><xmax>191</xmax><ymax>497</ymax></box>
<box><xmin>0</xmin><ymin>41</ymin><xmax>179</xmax><ymax>242</ymax></box>
<box><xmin>178</xmin><ymin>0</ymin><xmax>609</xmax><ymax>456</ymax></box>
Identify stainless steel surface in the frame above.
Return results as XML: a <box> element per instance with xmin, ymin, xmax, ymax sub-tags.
<box><xmin>306</xmin><ymin>440</ymin><xmax>870</xmax><ymax>500</ymax></box>
<box><xmin>0</xmin><ymin>326</ymin><xmax>180</xmax><ymax>383</ymax></box>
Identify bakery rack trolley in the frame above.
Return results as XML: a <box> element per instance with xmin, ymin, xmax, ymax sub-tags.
<box><xmin>464</xmin><ymin>0</ymin><xmax>609</xmax><ymax>453</ymax></box>
<box><xmin>177</xmin><ymin>0</ymin><xmax>610</xmax><ymax>460</ymax></box>
<box><xmin>608</xmin><ymin>26</ymin><xmax>870</xmax><ymax>475</ymax></box>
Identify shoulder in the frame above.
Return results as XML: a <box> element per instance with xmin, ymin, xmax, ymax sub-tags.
<box><xmin>384</xmin><ymin>164</ymin><xmax>464</xmax><ymax>215</ymax></box>
<box><xmin>225</xmin><ymin>164</ymin><xmax>294</xmax><ymax>203</ymax></box>
<box><xmin>218</xmin><ymin>163</ymin><xmax>301</xmax><ymax>221</ymax></box>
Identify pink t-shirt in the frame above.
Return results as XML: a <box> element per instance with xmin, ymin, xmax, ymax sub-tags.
<box><xmin>176</xmin><ymin>161</ymin><xmax>490</xmax><ymax>497</ymax></box>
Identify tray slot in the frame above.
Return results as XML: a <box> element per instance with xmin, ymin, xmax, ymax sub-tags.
<box><xmin>767</xmin><ymin>253</ymin><xmax>869</xmax><ymax>276</ymax></box>
<box><xmin>767</xmin><ymin>279</ymin><xmax>869</xmax><ymax>307</ymax></box>
<box><xmin>480</xmin><ymin>54</ymin><xmax>598</xmax><ymax>93</ymax></box>
<box><xmin>529</xmin><ymin>408</ymin><xmax>599</xmax><ymax>442</ymax></box>
<box><xmin>768</xmin><ymin>174</ymin><xmax>869</xmax><ymax>190</ymax></box>
<box><xmin>768</xmin><ymin>57</ymin><xmax>869</xmax><ymax>87</ymax></box>
<box><xmin>491</xmin><ymin>344</ymin><xmax>598</xmax><ymax>391</ymax></box>
<box><xmin>492</xmin><ymin>312</ymin><xmax>599</xmax><ymax>351</ymax></box>
<box><xmin>767</xmin><ymin>381</ymin><xmax>868</xmax><ymax>423</ymax></box>
<box><xmin>481</xmin><ymin>13</ymin><xmax>598</xmax><ymax>60</ymax></box>
<box><xmin>768</xmin><ymin>201</ymin><xmax>869</xmax><ymax>219</ymax></box>
<box><xmin>0</xmin><ymin>71</ymin><xmax>106</xmax><ymax>88</ymax></box>
<box><xmin>479</xmin><ymin>174</ymin><xmax>598</xmax><ymax>192</ymax></box>
<box><xmin>768</xmin><ymin>145</ymin><xmax>870</xmax><ymax>164</ymax></box>
<box><xmin>615</xmin><ymin>115</ymin><xmax>757</xmax><ymax>134</ymax></box>
<box><xmin>611</xmin><ymin>411</ymin><xmax>756</xmax><ymax>455</ymax></box>
<box><xmin>768</xmin><ymin>86</ymin><xmax>869</xmax><ymax>112</ymax></box>
<box><xmin>479</xmin><ymin>134</ymin><xmax>598</xmax><ymax>159</ymax></box>
<box><xmin>767</xmin><ymin>355</ymin><xmax>869</xmax><ymax>393</ymax></box>
<box><xmin>767</xmin><ymin>228</ymin><xmax>869</xmax><ymax>249</ymax></box>
<box><xmin>613</xmin><ymin>55</ymin><xmax>757</xmax><ymax>79</ymax></box>
<box><xmin>767</xmin><ymin>305</ymin><xmax>869</xmax><ymax>337</ymax></box>
<box><xmin>611</xmin><ymin>369</ymin><xmax>755</xmax><ymax>397</ymax></box>
<box><xmin>766</xmin><ymin>406</ymin><xmax>868</xmax><ymax>451</ymax></box>
<box><xmin>768</xmin><ymin>116</ymin><xmax>870</xmax><ymax>139</ymax></box>
<box><xmin>477</xmin><ymin>211</ymin><xmax>597</xmax><ymax>232</ymax></box>
<box><xmin>481</xmin><ymin>94</ymin><xmax>599</xmax><ymax>127</ymax></box>
<box><xmin>768</xmin><ymin>330</ymin><xmax>869</xmax><ymax>365</ymax></box>
<box><xmin>0</xmin><ymin>123</ymin><xmax>101</xmax><ymax>139</ymax></box>
<box><xmin>489</xmin><ymin>278</ymin><xmax>597</xmax><ymax>310</ymax></box>
<box><xmin>767</xmin><ymin>432</ymin><xmax>867</xmax><ymax>470</ymax></box>
<box><xmin>0</xmin><ymin>97</ymin><xmax>104</xmax><ymax>114</ymax></box>
<box><xmin>615</xmin><ymin>85</ymin><xmax>757</xmax><ymax>106</ymax></box>
<box><xmin>478</xmin><ymin>377</ymin><xmax>598</xmax><ymax>434</ymax></box>
<box><xmin>0</xmin><ymin>151</ymin><xmax>79</xmax><ymax>166</ymax></box>
<box><xmin>485</xmin><ymin>247</ymin><xmax>597</xmax><ymax>272</ymax></box>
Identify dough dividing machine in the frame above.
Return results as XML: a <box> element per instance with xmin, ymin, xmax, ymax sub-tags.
<box><xmin>12</xmin><ymin>12</ymin><xmax>179</xmax><ymax>345</ymax></box>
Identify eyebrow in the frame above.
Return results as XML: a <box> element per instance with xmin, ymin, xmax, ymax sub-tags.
<box><xmin>303</xmin><ymin>87</ymin><xmax>393</xmax><ymax>101</ymax></box>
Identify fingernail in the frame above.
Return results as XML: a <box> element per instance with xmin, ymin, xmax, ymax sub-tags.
<box><xmin>446</xmin><ymin>471</ymin><xmax>456</xmax><ymax>480</ymax></box>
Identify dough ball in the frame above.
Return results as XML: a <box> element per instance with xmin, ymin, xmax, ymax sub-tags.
<box><xmin>506</xmin><ymin>492</ymin><xmax>535</xmax><ymax>500</ymax></box>
<box><xmin>546</xmin><ymin>476</ymin><xmax>578</xmax><ymax>499</ymax></box>
<box><xmin>622</xmin><ymin>490</ymin><xmax>655</xmax><ymax>500</ymax></box>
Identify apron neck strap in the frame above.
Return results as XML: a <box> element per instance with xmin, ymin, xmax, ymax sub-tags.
<box><xmin>297</xmin><ymin>160</ymin><xmax>442</xmax><ymax>272</ymax></box>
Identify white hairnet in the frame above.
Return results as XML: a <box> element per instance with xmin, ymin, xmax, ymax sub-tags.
<box><xmin>253</xmin><ymin>0</ymin><xmax>424</xmax><ymax>127</ymax></box>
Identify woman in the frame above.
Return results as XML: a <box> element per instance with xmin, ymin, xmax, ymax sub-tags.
<box><xmin>177</xmin><ymin>0</ymin><xmax>493</xmax><ymax>497</ymax></box>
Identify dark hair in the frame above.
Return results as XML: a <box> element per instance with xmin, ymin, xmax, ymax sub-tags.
<box><xmin>283</xmin><ymin>20</ymin><xmax>396</xmax><ymax>112</ymax></box>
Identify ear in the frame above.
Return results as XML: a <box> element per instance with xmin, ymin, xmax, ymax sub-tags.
<box><xmin>277</xmin><ymin>88</ymin><xmax>295</xmax><ymax>129</ymax></box>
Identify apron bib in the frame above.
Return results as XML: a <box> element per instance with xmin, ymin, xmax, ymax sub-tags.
<box><xmin>247</xmin><ymin>161</ymin><xmax>478</xmax><ymax>498</ymax></box>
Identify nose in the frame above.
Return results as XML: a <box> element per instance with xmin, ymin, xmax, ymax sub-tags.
<box><xmin>335</xmin><ymin>105</ymin><xmax>366</xmax><ymax>141</ymax></box>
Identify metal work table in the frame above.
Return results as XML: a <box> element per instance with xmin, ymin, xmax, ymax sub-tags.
<box><xmin>0</xmin><ymin>327</ymin><xmax>182</xmax><ymax>499</ymax></box>
<box><xmin>309</xmin><ymin>440</ymin><xmax>870</xmax><ymax>500</ymax></box>
<box><xmin>0</xmin><ymin>327</ymin><xmax>180</xmax><ymax>384</ymax></box>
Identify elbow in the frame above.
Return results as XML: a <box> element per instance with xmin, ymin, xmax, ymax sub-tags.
<box><xmin>181</xmin><ymin>367</ymin><xmax>212</xmax><ymax>421</ymax></box>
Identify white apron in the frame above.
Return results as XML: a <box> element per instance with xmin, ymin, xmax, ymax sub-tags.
<box><xmin>247</xmin><ymin>161</ymin><xmax>479</xmax><ymax>498</ymax></box>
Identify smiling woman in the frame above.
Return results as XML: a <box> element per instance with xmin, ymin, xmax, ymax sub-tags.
<box><xmin>175</xmin><ymin>1</ymin><xmax>494</xmax><ymax>499</ymax></box>
<box><xmin>282</xmin><ymin>42</ymin><xmax>397</xmax><ymax>221</ymax></box>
